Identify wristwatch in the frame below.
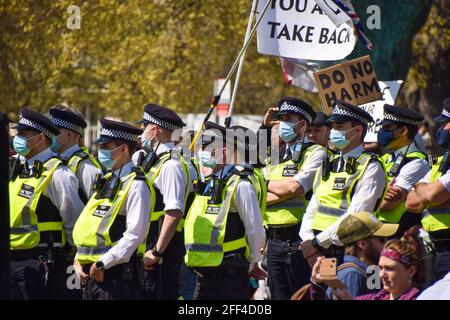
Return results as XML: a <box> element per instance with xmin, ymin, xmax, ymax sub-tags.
<box><xmin>95</xmin><ymin>260</ymin><xmax>106</xmax><ymax>271</ymax></box>
<box><xmin>152</xmin><ymin>247</ymin><xmax>164</xmax><ymax>258</ymax></box>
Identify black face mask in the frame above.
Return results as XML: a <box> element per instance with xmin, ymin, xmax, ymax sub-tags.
<box><xmin>435</xmin><ymin>128</ymin><xmax>450</xmax><ymax>148</ymax></box>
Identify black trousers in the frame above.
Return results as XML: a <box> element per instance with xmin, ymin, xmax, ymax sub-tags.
<box><xmin>83</xmin><ymin>258</ymin><xmax>142</xmax><ymax>300</ymax></box>
<box><xmin>193</xmin><ymin>258</ymin><xmax>250</xmax><ymax>300</ymax></box>
<box><xmin>11</xmin><ymin>258</ymin><xmax>51</xmax><ymax>300</ymax></box>
<box><xmin>10</xmin><ymin>248</ymin><xmax>70</xmax><ymax>300</ymax></box>
<box><xmin>141</xmin><ymin>231</ymin><xmax>185</xmax><ymax>300</ymax></box>
<box><xmin>267</xmin><ymin>226</ymin><xmax>311</xmax><ymax>300</ymax></box>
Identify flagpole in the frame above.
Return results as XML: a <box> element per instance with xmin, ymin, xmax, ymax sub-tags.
<box><xmin>189</xmin><ymin>0</ymin><xmax>272</xmax><ymax>150</ymax></box>
<box><xmin>224</xmin><ymin>0</ymin><xmax>259</xmax><ymax>128</ymax></box>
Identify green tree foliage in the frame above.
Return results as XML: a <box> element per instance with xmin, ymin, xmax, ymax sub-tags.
<box><xmin>397</xmin><ymin>0</ymin><xmax>450</xmax><ymax>127</ymax></box>
<box><xmin>0</xmin><ymin>0</ymin><xmax>447</xmax><ymax>124</ymax></box>
<box><xmin>0</xmin><ymin>0</ymin><xmax>315</xmax><ymax>123</ymax></box>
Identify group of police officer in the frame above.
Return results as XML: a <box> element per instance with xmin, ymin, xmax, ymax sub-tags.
<box><xmin>7</xmin><ymin>97</ymin><xmax>450</xmax><ymax>300</ymax></box>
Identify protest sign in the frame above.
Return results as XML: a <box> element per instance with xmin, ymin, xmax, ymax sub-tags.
<box><xmin>359</xmin><ymin>80</ymin><xmax>404</xmax><ymax>143</ymax></box>
<box><xmin>256</xmin><ymin>0</ymin><xmax>356</xmax><ymax>61</ymax></box>
<box><xmin>314</xmin><ymin>0</ymin><xmax>351</xmax><ymax>25</ymax></box>
<box><xmin>314</xmin><ymin>55</ymin><xmax>382</xmax><ymax>114</ymax></box>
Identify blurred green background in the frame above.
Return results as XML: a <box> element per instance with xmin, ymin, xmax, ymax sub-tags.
<box><xmin>1</xmin><ymin>0</ymin><xmax>448</xmax><ymax>126</ymax></box>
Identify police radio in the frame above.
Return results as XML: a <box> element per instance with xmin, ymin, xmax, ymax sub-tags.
<box><xmin>428</xmin><ymin>154</ymin><xmax>438</xmax><ymax>169</ymax></box>
<box><xmin>388</xmin><ymin>153</ymin><xmax>406</xmax><ymax>177</ymax></box>
<box><xmin>102</xmin><ymin>174</ymin><xmax>121</xmax><ymax>200</ymax></box>
<box><xmin>10</xmin><ymin>157</ymin><xmax>23</xmax><ymax>180</ymax></box>
<box><xmin>208</xmin><ymin>176</ymin><xmax>224</xmax><ymax>205</ymax></box>
<box><xmin>30</xmin><ymin>160</ymin><xmax>44</xmax><ymax>178</ymax></box>
<box><xmin>291</xmin><ymin>142</ymin><xmax>304</xmax><ymax>163</ymax></box>
<box><xmin>322</xmin><ymin>155</ymin><xmax>331</xmax><ymax>181</ymax></box>
<box><xmin>93</xmin><ymin>173</ymin><xmax>105</xmax><ymax>193</ymax></box>
<box><xmin>438</xmin><ymin>151</ymin><xmax>450</xmax><ymax>173</ymax></box>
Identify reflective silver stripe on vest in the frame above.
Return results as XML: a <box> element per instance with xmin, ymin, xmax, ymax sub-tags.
<box><xmin>77</xmin><ymin>245</ymin><xmax>112</xmax><ymax>256</ymax></box>
<box><xmin>268</xmin><ymin>199</ymin><xmax>305</xmax><ymax>209</ymax></box>
<box><xmin>317</xmin><ymin>205</ymin><xmax>346</xmax><ymax>217</ymax></box>
<box><xmin>68</xmin><ymin>155</ymin><xmax>83</xmax><ymax>171</ymax></box>
<box><xmin>21</xmin><ymin>158</ymin><xmax>61</xmax><ymax>226</ymax></box>
<box><xmin>10</xmin><ymin>224</ymin><xmax>38</xmax><ymax>234</ymax></box>
<box><xmin>210</xmin><ymin>176</ymin><xmax>240</xmax><ymax>245</ymax></box>
<box><xmin>185</xmin><ymin>243</ymin><xmax>222</xmax><ymax>253</ymax></box>
<box><xmin>422</xmin><ymin>208</ymin><xmax>450</xmax><ymax>217</ymax></box>
<box><xmin>96</xmin><ymin>174</ymin><xmax>136</xmax><ymax>246</ymax></box>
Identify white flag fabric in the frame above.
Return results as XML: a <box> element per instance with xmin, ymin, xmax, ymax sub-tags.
<box><xmin>280</xmin><ymin>57</ymin><xmax>319</xmax><ymax>92</ymax></box>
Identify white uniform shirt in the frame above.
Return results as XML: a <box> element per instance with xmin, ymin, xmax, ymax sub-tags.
<box><xmin>60</xmin><ymin>144</ymin><xmax>102</xmax><ymax>199</ymax></box>
<box><xmin>417</xmin><ymin>271</ymin><xmax>450</xmax><ymax>300</ymax></box>
<box><xmin>27</xmin><ymin>148</ymin><xmax>84</xmax><ymax>245</ymax></box>
<box><xmin>99</xmin><ymin>161</ymin><xmax>151</xmax><ymax>269</ymax></box>
<box><xmin>299</xmin><ymin>145</ymin><xmax>386</xmax><ymax>247</ymax></box>
<box><xmin>292</xmin><ymin>145</ymin><xmax>328</xmax><ymax>192</ymax></box>
<box><xmin>132</xmin><ymin>142</ymin><xmax>195</xmax><ymax>212</ymax></box>
<box><xmin>216</xmin><ymin>165</ymin><xmax>266</xmax><ymax>263</ymax></box>
<box><xmin>385</xmin><ymin>142</ymin><xmax>429</xmax><ymax>192</ymax></box>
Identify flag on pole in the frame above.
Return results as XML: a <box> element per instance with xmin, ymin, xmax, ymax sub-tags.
<box><xmin>280</xmin><ymin>57</ymin><xmax>319</xmax><ymax>92</ymax></box>
<box><xmin>331</xmin><ymin>0</ymin><xmax>374</xmax><ymax>50</ymax></box>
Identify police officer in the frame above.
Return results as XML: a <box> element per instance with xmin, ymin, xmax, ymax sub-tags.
<box><xmin>49</xmin><ymin>105</ymin><xmax>102</xmax><ymax>202</ymax></box>
<box><xmin>299</xmin><ymin>101</ymin><xmax>387</xmax><ymax>267</ymax></box>
<box><xmin>406</xmin><ymin>98</ymin><xmax>450</xmax><ymax>280</ymax></box>
<box><xmin>9</xmin><ymin>109</ymin><xmax>84</xmax><ymax>299</ymax></box>
<box><xmin>133</xmin><ymin>103</ymin><xmax>195</xmax><ymax>300</ymax></box>
<box><xmin>305</xmin><ymin>112</ymin><xmax>330</xmax><ymax>148</ymax></box>
<box><xmin>231</xmin><ymin>125</ymin><xmax>267</xmax><ymax>218</ymax></box>
<box><xmin>376</xmin><ymin>104</ymin><xmax>429</xmax><ymax>237</ymax></box>
<box><xmin>73</xmin><ymin>118</ymin><xmax>153</xmax><ymax>300</ymax></box>
<box><xmin>184</xmin><ymin>121</ymin><xmax>266</xmax><ymax>300</ymax></box>
<box><xmin>262</xmin><ymin>97</ymin><xmax>328</xmax><ymax>299</ymax></box>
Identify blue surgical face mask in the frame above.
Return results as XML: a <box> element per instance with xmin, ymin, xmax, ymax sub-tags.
<box><xmin>329</xmin><ymin>127</ymin><xmax>356</xmax><ymax>150</ymax></box>
<box><xmin>140</xmin><ymin>133</ymin><xmax>151</xmax><ymax>151</ymax></box>
<box><xmin>279</xmin><ymin>120</ymin><xmax>304</xmax><ymax>143</ymax></box>
<box><xmin>436</xmin><ymin>128</ymin><xmax>450</xmax><ymax>148</ymax></box>
<box><xmin>13</xmin><ymin>135</ymin><xmax>38</xmax><ymax>156</ymax></box>
<box><xmin>198</xmin><ymin>150</ymin><xmax>216</xmax><ymax>168</ymax></box>
<box><xmin>50</xmin><ymin>135</ymin><xmax>64</xmax><ymax>153</ymax></box>
<box><xmin>377</xmin><ymin>128</ymin><xmax>397</xmax><ymax>147</ymax></box>
<box><xmin>98</xmin><ymin>145</ymin><xmax>122</xmax><ymax>171</ymax></box>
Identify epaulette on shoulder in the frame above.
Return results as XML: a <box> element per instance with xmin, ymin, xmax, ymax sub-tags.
<box><xmin>132</xmin><ymin>166</ymin><xmax>147</xmax><ymax>180</ymax></box>
<box><xmin>233</xmin><ymin>164</ymin><xmax>254</xmax><ymax>178</ymax></box>
<box><xmin>74</xmin><ymin>149</ymin><xmax>89</xmax><ymax>160</ymax></box>
<box><xmin>368</xmin><ymin>152</ymin><xmax>380</xmax><ymax>162</ymax></box>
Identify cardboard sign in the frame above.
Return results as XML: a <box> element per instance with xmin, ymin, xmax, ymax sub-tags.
<box><xmin>314</xmin><ymin>55</ymin><xmax>383</xmax><ymax>114</ymax></box>
<box><xmin>359</xmin><ymin>80</ymin><xmax>404</xmax><ymax>143</ymax></box>
<box><xmin>256</xmin><ymin>0</ymin><xmax>356</xmax><ymax>61</ymax></box>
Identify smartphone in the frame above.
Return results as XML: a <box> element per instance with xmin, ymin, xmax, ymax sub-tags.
<box><xmin>319</xmin><ymin>258</ymin><xmax>347</xmax><ymax>290</ymax></box>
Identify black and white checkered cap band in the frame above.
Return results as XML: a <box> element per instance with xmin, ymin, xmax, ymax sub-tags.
<box><xmin>51</xmin><ymin>116</ymin><xmax>84</xmax><ymax>135</ymax></box>
<box><xmin>202</xmin><ymin>129</ymin><xmax>223</xmax><ymax>141</ymax></box>
<box><xmin>442</xmin><ymin>108</ymin><xmax>450</xmax><ymax>118</ymax></box>
<box><xmin>100</xmin><ymin>127</ymin><xmax>139</xmax><ymax>142</ymax></box>
<box><xmin>144</xmin><ymin>112</ymin><xmax>177</xmax><ymax>132</ymax></box>
<box><xmin>280</xmin><ymin>102</ymin><xmax>313</xmax><ymax>124</ymax></box>
<box><xmin>18</xmin><ymin>116</ymin><xmax>56</xmax><ymax>139</ymax></box>
<box><xmin>334</xmin><ymin>106</ymin><xmax>370</xmax><ymax>125</ymax></box>
<box><xmin>384</xmin><ymin>112</ymin><xmax>422</xmax><ymax>126</ymax></box>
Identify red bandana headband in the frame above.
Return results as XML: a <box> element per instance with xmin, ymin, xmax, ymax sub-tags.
<box><xmin>381</xmin><ymin>248</ymin><xmax>415</xmax><ymax>267</ymax></box>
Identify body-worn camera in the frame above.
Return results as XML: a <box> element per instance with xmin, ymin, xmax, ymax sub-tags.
<box><xmin>438</xmin><ymin>151</ymin><xmax>450</xmax><ymax>173</ymax></box>
<box><xmin>208</xmin><ymin>177</ymin><xmax>224</xmax><ymax>204</ymax></box>
<box><xmin>388</xmin><ymin>153</ymin><xmax>406</xmax><ymax>177</ymax></box>
<box><xmin>94</xmin><ymin>173</ymin><xmax>121</xmax><ymax>200</ymax></box>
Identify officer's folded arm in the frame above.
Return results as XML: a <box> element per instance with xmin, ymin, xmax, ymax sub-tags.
<box><xmin>407</xmin><ymin>180</ymin><xmax>450</xmax><ymax>212</ymax></box>
<box><xmin>267</xmin><ymin>178</ymin><xmax>305</xmax><ymax>204</ymax></box>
